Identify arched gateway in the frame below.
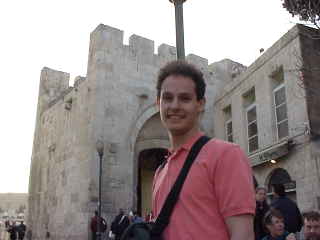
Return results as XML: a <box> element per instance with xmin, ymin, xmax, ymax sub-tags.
<box><xmin>266</xmin><ymin>168</ymin><xmax>297</xmax><ymax>201</ymax></box>
<box><xmin>133</xmin><ymin>106</ymin><xmax>169</xmax><ymax>217</ymax></box>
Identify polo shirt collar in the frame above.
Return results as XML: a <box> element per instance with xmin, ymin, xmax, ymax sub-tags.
<box><xmin>169</xmin><ymin>131</ymin><xmax>204</xmax><ymax>154</ymax></box>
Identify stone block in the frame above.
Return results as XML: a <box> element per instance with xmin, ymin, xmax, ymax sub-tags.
<box><xmin>186</xmin><ymin>54</ymin><xmax>208</xmax><ymax>70</ymax></box>
<box><xmin>129</xmin><ymin>34</ymin><xmax>155</xmax><ymax>64</ymax></box>
<box><xmin>157</xmin><ymin>44</ymin><xmax>176</xmax><ymax>59</ymax></box>
<box><xmin>74</xmin><ymin>76</ymin><xmax>86</xmax><ymax>88</ymax></box>
<box><xmin>90</xmin><ymin>24</ymin><xmax>124</xmax><ymax>51</ymax></box>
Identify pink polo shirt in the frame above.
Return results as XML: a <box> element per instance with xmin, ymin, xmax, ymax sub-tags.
<box><xmin>152</xmin><ymin>132</ymin><xmax>255</xmax><ymax>240</ymax></box>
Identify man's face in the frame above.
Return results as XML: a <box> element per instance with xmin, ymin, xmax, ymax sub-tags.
<box><xmin>157</xmin><ymin>75</ymin><xmax>205</xmax><ymax>137</ymax></box>
<box><xmin>304</xmin><ymin>219</ymin><xmax>320</xmax><ymax>240</ymax></box>
<box><xmin>256</xmin><ymin>189</ymin><xmax>267</xmax><ymax>202</ymax></box>
<box><xmin>266</xmin><ymin>216</ymin><xmax>285</xmax><ymax>238</ymax></box>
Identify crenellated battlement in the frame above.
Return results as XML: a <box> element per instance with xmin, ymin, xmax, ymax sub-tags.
<box><xmin>88</xmin><ymin>23</ymin><xmax>214</xmax><ymax>69</ymax></box>
<box><xmin>129</xmin><ymin>34</ymin><xmax>155</xmax><ymax>64</ymax></box>
<box><xmin>157</xmin><ymin>44</ymin><xmax>176</xmax><ymax>62</ymax></box>
<box><xmin>43</xmin><ymin>23</ymin><xmax>236</xmax><ymax>112</ymax></box>
<box><xmin>186</xmin><ymin>54</ymin><xmax>208</xmax><ymax>70</ymax></box>
<box><xmin>38</xmin><ymin>67</ymin><xmax>87</xmax><ymax>113</ymax></box>
<box><xmin>74</xmin><ymin>76</ymin><xmax>86</xmax><ymax>88</ymax></box>
<box><xmin>90</xmin><ymin>24</ymin><xmax>124</xmax><ymax>52</ymax></box>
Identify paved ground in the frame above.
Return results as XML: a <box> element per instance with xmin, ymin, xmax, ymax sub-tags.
<box><xmin>0</xmin><ymin>227</ymin><xmax>9</xmax><ymax>240</ymax></box>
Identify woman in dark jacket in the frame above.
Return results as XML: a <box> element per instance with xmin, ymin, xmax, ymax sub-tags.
<box><xmin>254</xmin><ymin>187</ymin><xmax>270</xmax><ymax>240</ymax></box>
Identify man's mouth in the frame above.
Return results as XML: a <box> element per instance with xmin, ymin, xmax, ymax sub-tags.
<box><xmin>167</xmin><ymin>115</ymin><xmax>183</xmax><ymax>120</ymax></box>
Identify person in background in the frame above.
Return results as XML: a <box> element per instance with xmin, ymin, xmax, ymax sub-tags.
<box><xmin>271</xmin><ymin>183</ymin><xmax>303</xmax><ymax>234</ymax></box>
<box><xmin>110</xmin><ymin>209</ymin><xmax>130</xmax><ymax>240</ymax></box>
<box><xmin>262</xmin><ymin>209</ymin><xmax>296</xmax><ymax>240</ymax></box>
<box><xmin>254</xmin><ymin>187</ymin><xmax>270</xmax><ymax>240</ymax></box>
<box><xmin>5</xmin><ymin>220</ymin><xmax>10</xmax><ymax>229</ymax></box>
<box><xmin>301</xmin><ymin>211</ymin><xmax>320</xmax><ymax>240</ymax></box>
<box><xmin>7</xmin><ymin>222</ymin><xmax>17</xmax><ymax>240</ymax></box>
<box><xmin>129</xmin><ymin>211</ymin><xmax>144</xmax><ymax>223</ymax></box>
<box><xmin>90</xmin><ymin>210</ymin><xmax>107</xmax><ymax>240</ymax></box>
<box><xmin>17</xmin><ymin>221</ymin><xmax>26</xmax><ymax>240</ymax></box>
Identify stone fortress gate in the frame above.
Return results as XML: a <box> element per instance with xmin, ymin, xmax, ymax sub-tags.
<box><xmin>28</xmin><ymin>24</ymin><xmax>244</xmax><ymax>240</ymax></box>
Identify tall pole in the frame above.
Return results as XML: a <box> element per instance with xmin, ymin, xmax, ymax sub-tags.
<box><xmin>96</xmin><ymin>141</ymin><xmax>104</xmax><ymax>240</ymax></box>
<box><xmin>170</xmin><ymin>0</ymin><xmax>186</xmax><ymax>60</ymax></box>
<box><xmin>98</xmin><ymin>152</ymin><xmax>102</xmax><ymax>239</ymax></box>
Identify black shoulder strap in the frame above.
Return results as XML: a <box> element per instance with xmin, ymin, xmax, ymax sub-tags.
<box><xmin>152</xmin><ymin>135</ymin><xmax>210</xmax><ymax>235</ymax></box>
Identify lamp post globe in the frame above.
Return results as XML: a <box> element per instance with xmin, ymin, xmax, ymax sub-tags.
<box><xmin>169</xmin><ymin>0</ymin><xmax>187</xmax><ymax>3</ymax></box>
<box><xmin>96</xmin><ymin>140</ymin><xmax>104</xmax><ymax>158</ymax></box>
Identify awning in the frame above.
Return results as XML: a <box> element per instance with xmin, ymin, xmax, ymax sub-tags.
<box><xmin>249</xmin><ymin>140</ymin><xmax>289</xmax><ymax>167</ymax></box>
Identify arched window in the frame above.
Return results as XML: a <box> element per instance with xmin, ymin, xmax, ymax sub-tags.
<box><xmin>267</xmin><ymin>168</ymin><xmax>296</xmax><ymax>193</ymax></box>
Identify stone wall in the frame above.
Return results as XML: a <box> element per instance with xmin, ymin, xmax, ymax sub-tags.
<box><xmin>299</xmin><ymin>25</ymin><xmax>320</xmax><ymax>139</ymax></box>
<box><xmin>213</xmin><ymin>24</ymin><xmax>319</xmax><ymax>210</ymax></box>
<box><xmin>299</xmin><ymin>25</ymin><xmax>320</xmax><ymax>208</ymax></box>
<box><xmin>28</xmin><ymin>67</ymin><xmax>93</xmax><ymax>239</ymax></box>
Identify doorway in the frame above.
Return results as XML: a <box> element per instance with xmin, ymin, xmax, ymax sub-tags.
<box><xmin>137</xmin><ymin>148</ymin><xmax>167</xmax><ymax>218</ymax></box>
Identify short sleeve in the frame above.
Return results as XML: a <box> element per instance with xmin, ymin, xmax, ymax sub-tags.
<box><xmin>213</xmin><ymin>145</ymin><xmax>256</xmax><ymax>218</ymax></box>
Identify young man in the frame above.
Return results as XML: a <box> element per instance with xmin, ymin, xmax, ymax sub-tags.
<box><xmin>302</xmin><ymin>211</ymin><xmax>320</xmax><ymax>240</ymax></box>
<box><xmin>152</xmin><ymin>60</ymin><xmax>256</xmax><ymax>240</ymax></box>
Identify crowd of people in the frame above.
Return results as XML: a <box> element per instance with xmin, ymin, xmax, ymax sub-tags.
<box><xmin>89</xmin><ymin>183</ymin><xmax>320</xmax><ymax>240</ymax></box>
<box><xmin>0</xmin><ymin>220</ymin><xmax>26</xmax><ymax>240</ymax></box>
<box><xmin>90</xmin><ymin>208</ymin><xmax>148</xmax><ymax>240</ymax></box>
<box><xmin>254</xmin><ymin>183</ymin><xmax>320</xmax><ymax>240</ymax></box>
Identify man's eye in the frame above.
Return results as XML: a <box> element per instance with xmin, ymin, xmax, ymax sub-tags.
<box><xmin>181</xmin><ymin>96</ymin><xmax>191</xmax><ymax>101</ymax></box>
<box><xmin>162</xmin><ymin>95</ymin><xmax>172</xmax><ymax>101</ymax></box>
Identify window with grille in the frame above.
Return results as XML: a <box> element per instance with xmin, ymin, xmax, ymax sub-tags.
<box><xmin>273</xmin><ymin>84</ymin><xmax>288</xmax><ymax>139</ymax></box>
<box><xmin>223</xmin><ymin>105</ymin><xmax>233</xmax><ymax>142</ymax></box>
<box><xmin>246</xmin><ymin>104</ymin><xmax>258</xmax><ymax>152</ymax></box>
<box><xmin>225</xmin><ymin>119</ymin><xmax>233</xmax><ymax>142</ymax></box>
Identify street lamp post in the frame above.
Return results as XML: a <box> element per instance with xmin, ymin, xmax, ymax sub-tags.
<box><xmin>96</xmin><ymin>140</ymin><xmax>104</xmax><ymax>240</ymax></box>
<box><xmin>169</xmin><ymin>0</ymin><xmax>187</xmax><ymax>60</ymax></box>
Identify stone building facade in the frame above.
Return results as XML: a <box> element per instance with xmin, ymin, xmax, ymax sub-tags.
<box><xmin>214</xmin><ymin>24</ymin><xmax>320</xmax><ymax>208</ymax></box>
<box><xmin>28</xmin><ymin>23</ymin><xmax>319</xmax><ymax>239</ymax></box>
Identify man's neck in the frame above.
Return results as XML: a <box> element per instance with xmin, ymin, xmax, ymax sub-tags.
<box><xmin>169</xmin><ymin>127</ymin><xmax>200</xmax><ymax>150</ymax></box>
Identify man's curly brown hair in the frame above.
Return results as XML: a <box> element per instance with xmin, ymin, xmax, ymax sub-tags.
<box><xmin>156</xmin><ymin>60</ymin><xmax>206</xmax><ymax>100</ymax></box>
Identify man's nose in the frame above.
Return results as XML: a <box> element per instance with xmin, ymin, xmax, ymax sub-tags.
<box><xmin>170</xmin><ymin>98</ymin><xmax>180</xmax><ymax>109</ymax></box>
